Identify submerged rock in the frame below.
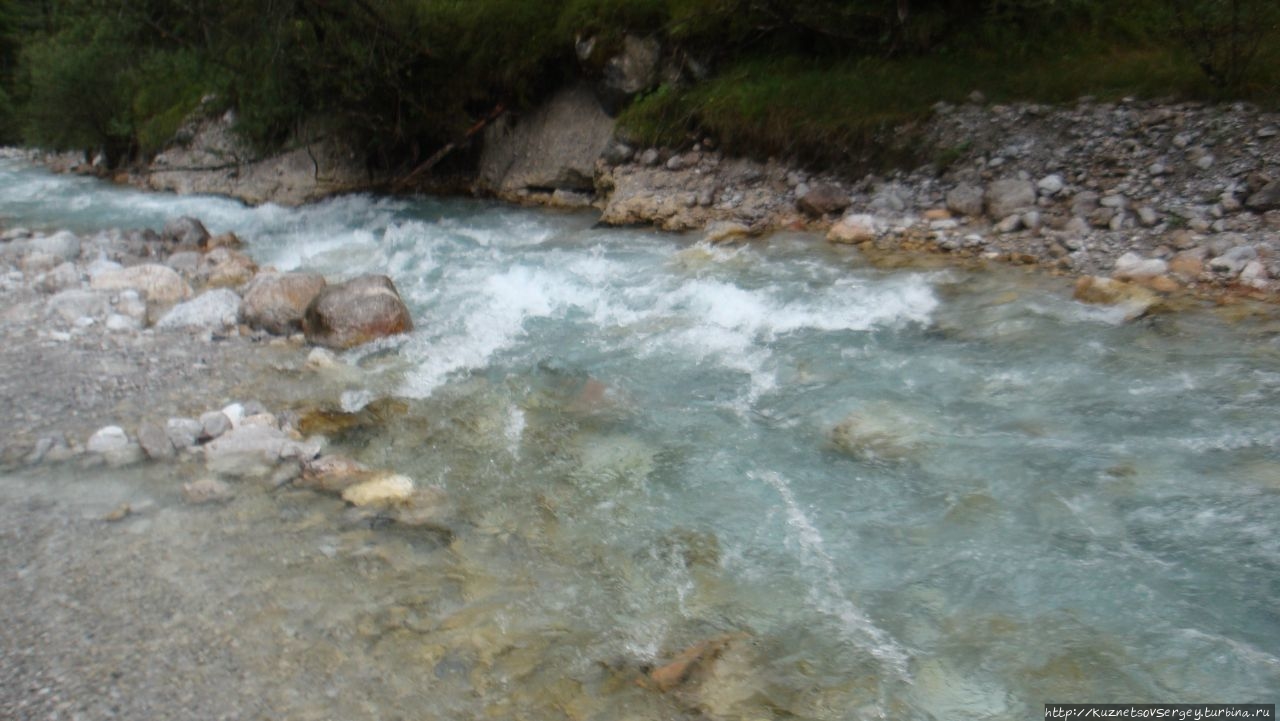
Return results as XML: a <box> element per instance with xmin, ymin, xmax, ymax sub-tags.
<box><xmin>1072</xmin><ymin>276</ymin><xmax>1159</xmax><ymax>320</ymax></box>
<box><xmin>704</xmin><ymin>221</ymin><xmax>751</xmax><ymax>243</ymax></box>
<box><xmin>298</xmin><ymin>455</ymin><xmax>375</xmax><ymax>492</ymax></box>
<box><xmin>645</xmin><ymin>633</ymin><xmax>746</xmax><ymax>693</ymax></box>
<box><xmin>183</xmin><ymin>477</ymin><xmax>233</xmax><ymax>505</ymax></box>
<box><xmin>341</xmin><ymin>473</ymin><xmax>415</xmax><ymax>508</ymax></box>
<box><xmin>303</xmin><ymin>274</ymin><xmax>413</xmax><ymax>349</ymax></box>
<box><xmin>829</xmin><ymin>406</ymin><xmax>931</xmax><ymax>462</ymax></box>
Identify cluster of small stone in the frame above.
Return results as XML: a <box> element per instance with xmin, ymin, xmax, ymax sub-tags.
<box><xmin>596</xmin><ymin>97</ymin><xmax>1279</xmax><ymax>306</ymax></box>
<box><xmin>39</xmin><ymin>392</ymin><xmax>445</xmax><ymax>526</ymax></box>
<box><xmin>0</xmin><ymin>215</ymin><xmax>412</xmax><ymax>347</ymax></box>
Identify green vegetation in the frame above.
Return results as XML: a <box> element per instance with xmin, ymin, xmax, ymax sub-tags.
<box><xmin>0</xmin><ymin>0</ymin><xmax>1276</xmax><ymax>171</ymax></box>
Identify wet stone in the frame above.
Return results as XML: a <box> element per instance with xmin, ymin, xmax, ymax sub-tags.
<box><xmin>199</xmin><ymin>411</ymin><xmax>233</xmax><ymax>441</ymax></box>
<box><xmin>183</xmin><ymin>478</ymin><xmax>233</xmax><ymax>505</ymax></box>
<box><xmin>137</xmin><ymin>422</ymin><xmax>175</xmax><ymax>461</ymax></box>
<box><xmin>166</xmin><ymin>417</ymin><xmax>203</xmax><ymax>449</ymax></box>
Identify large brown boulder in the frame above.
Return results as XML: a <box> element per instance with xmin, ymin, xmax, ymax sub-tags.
<box><xmin>240</xmin><ymin>272</ymin><xmax>327</xmax><ymax>335</ymax></box>
<box><xmin>796</xmin><ymin>183</ymin><xmax>850</xmax><ymax>217</ymax></box>
<box><xmin>303</xmin><ymin>274</ymin><xmax>413</xmax><ymax>349</ymax></box>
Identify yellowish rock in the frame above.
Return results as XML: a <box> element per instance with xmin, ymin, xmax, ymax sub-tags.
<box><xmin>827</xmin><ymin>214</ymin><xmax>882</xmax><ymax>244</ymax></box>
<box><xmin>1072</xmin><ymin>276</ymin><xmax>1159</xmax><ymax>320</ymax></box>
<box><xmin>341</xmin><ymin>473</ymin><xmax>415</xmax><ymax>507</ymax></box>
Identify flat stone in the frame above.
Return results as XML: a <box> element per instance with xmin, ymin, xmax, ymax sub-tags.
<box><xmin>1168</xmin><ymin>252</ymin><xmax>1205</xmax><ymax>278</ymax></box>
<box><xmin>105</xmin><ymin>314</ymin><xmax>142</xmax><ymax>332</ymax></box>
<box><xmin>156</xmin><ymin>288</ymin><xmax>241</xmax><ymax>331</ymax></box>
<box><xmin>28</xmin><ymin>231</ymin><xmax>81</xmax><ymax>262</ymax></box>
<box><xmin>47</xmin><ymin>289</ymin><xmax>113</xmax><ymax>323</ymax></box>
<box><xmin>203</xmin><ymin>425</ymin><xmax>321</xmax><ymax>478</ymax></box>
<box><xmin>91</xmin><ymin>264</ymin><xmax>192</xmax><ymax>304</ymax></box>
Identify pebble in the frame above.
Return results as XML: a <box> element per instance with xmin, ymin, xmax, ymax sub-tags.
<box><xmin>1037</xmin><ymin>174</ymin><xmax>1065</xmax><ymax>195</ymax></box>
<box><xmin>199</xmin><ymin>410</ymin><xmax>233</xmax><ymax>441</ymax></box>
<box><xmin>137</xmin><ymin>422</ymin><xmax>176</xmax><ymax>460</ymax></box>
<box><xmin>87</xmin><ymin>426</ymin><xmax>130</xmax><ymax>454</ymax></box>
<box><xmin>165</xmin><ymin>417</ymin><xmax>203</xmax><ymax>449</ymax></box>
<box><xmin>183</xmin><ymin>478</ymin><xmax>233</xmax><ymax>505</ymax></box>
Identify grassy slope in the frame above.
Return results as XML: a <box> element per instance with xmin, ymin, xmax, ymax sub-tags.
<box><xmin>621</xmin><ymin>16</ymin><xmax>1280</xmax><ymax>169</ymax></box>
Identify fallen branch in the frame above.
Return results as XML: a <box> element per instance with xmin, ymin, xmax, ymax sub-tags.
<box><xmin>390</xmin><ymin>103</ymin><xmax>506</xmax><ymax>192</ymax></box>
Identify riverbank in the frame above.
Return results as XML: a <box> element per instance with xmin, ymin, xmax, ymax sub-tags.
<box><xmin>86</xmin><ymin>94</ymin><xmax>1280</xmax><ymax>311</ymax></box>
<box><xmin>589</xmin><ymin>97</ymin><xmax>1280</xmax><ymax>309</ymax></box>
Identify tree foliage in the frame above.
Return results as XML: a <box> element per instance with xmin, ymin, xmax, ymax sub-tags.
<box><xmin>0</xmin><ymin>0</ymin><xmax>1274</xmax><ymax>168</ymax></box>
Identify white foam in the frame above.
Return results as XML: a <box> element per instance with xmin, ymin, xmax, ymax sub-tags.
<box><xmin>400</xmin><ymin>264</ymin><xmax>628</xmax><ymax>397</ymax></box>
<box><xmin>754</xmin><ymin>470</ymin><xmax>910</xmax><ymax>675</ymax></box>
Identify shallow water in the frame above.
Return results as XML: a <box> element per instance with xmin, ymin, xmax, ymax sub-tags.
<box><xmin>3</xmin><ymin>157</ymin><xmax>1279</xmax><ymax>718</ymax></box>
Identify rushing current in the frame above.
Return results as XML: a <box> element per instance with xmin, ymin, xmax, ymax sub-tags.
<box><xmin>2</xmin><ymin>157</ymin><xmax>1278</xmax><ymax>718</ymax></box>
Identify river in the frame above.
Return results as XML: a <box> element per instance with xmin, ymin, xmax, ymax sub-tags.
<box><xmin>1</xmin><ymin>157</ymin><xmax>1278</xmax><ymax>719</ymax></box>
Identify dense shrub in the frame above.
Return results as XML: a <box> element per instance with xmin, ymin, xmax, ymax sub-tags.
<box><xmin>0</xmin><ymin>0</ymin><xmax>1275</xmax><ymax>170</ymax></box>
